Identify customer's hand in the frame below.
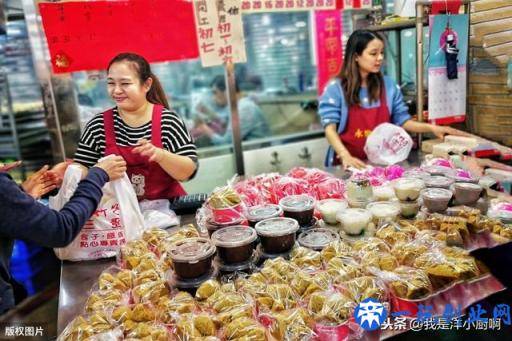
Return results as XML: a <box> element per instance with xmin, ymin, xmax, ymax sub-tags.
<box><xmin>94</xmin><ymin>156</ymin><xmax>126</xmax><ymax>181</ymax></box>
<box><xmin>132</xmin><ymin>139</ymin><xmax>165</xmax><ymax>163</ymax></box>
<box><xmin>0</xmin><ymin>161</ymin><xmax>22</xmax><ymax>172</ymax></box>
<box><xmin>21</xmin><ymin>165</ymin><xmax>58</xmax><ymax>199</ymax></box>
<box><xmin>338</xmin><ymin>152</ymin><xmax>366</xmax><ymax>170</ymax></box>
<box><xmin>46</xmin><ymin>160</ymin><xmax>73</xmax><ymax>187</ymax></box>
<box><xmin>430</xmin><ymin>125</ymin><xmax>471</xmax><ymax>140</ymax></box>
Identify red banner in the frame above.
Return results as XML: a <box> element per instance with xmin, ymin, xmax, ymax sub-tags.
<box><xmin>315</xmin><ymin>10</ymin><xmax>343</xmax><ymax>95</ymax></box>
<box><xmin>39</xmin><ymin>0</ymin><xmax>199</xmax><ymax>73</ymax></box>
<box><xmin>431</xmin><ymin>0</ymin><xmax>462</xmax><ymax>15</ymax></box>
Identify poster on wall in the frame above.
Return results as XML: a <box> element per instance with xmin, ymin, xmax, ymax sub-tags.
<box><xmin>193</xmin><ymin>0</ymin><xmax>246</xmax><ymax>67</ymax></box>
<box><xmin>427</xmin><ymin>14</ymin><xmax>469</xmax><ymax>124</ymax></box>
<box><xmin>39</xmin><ymin>0</ymin><xmax>199</xmax><ymax>73</ymax></box>
<box><xmin>315</xmin><ymin>10</ymin><xmax>342</xmax><ymax>95</ymax></box>
<box><xmin>241</xmin><ymin>0</ymin><xmax>335</xmax><ymax>12</ymax></box>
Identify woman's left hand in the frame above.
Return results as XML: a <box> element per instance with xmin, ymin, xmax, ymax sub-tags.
<box><xmin>430</xmin><ymin>125</ymin><xmax>472</xmax><ymax>140</ymax></box>
<box><xmin>22</xmin><ymin>165</ymin><xmax>58</xmax><ymax>199</ymax></box>
<box><xmin>133</xmin><ymin>139</ymin><xmax>165</xmax><ymax>163</ymax></box>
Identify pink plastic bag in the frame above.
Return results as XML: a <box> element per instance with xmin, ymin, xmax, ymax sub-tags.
<box><xmin>364</xmin><ymin>123</ymin><xmax>413</xmax><ymax>165</ymax></box>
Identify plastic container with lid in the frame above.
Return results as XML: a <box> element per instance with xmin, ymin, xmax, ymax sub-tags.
<box><xmin>347</xmin><ymin>179</ymin><xmax>373</xmax><ymax>203</ymax></box>
<box><xmin>211</xmin><ymin>226</ymin><xmax>257</xmax><ymax>264</ymax></box>
<box><xmin>168</xmin><ymin>238</ymin><xmax>216</xmax><ymax>279</ymax></box>
<box><xmin>399</xmin><ymin>200</ymin><xmax>420</xmax><ymax>219</ymax></box>
<box><xmin>204</xmin><ymin>216</ymin><xmax>247</xmax><ymax>237</ymax></box>
<box><xmin>423</xmin><ymin>175</ymin><xmax>455</xmax><ymax>189</ymax></box>
<box><xmin>246</xmin><ymin>204</ymin><xmax>283</xmax><ymax>227</ymax></box>
<box><xmin>403</xmin><ymin>169</ymin><xmax>430</xmax><ymax>179</ymax></box>
<box><xmin>297</xmin><ymin>228</ymin><xmax>339</xmax><ymax>251</ymax></box>
<box><xmin>422</xmin><ymin>165</ymin><xmax>456</xmax><ymax>177</ymax></box>
<box><xmin>453</xmin><ymin>182</ymin><xmax>482</xmax><ymax>205</ymax></box>
<box><xmin>393</xmin><ymin>178</ymin><xmax>425</xmax><ymax>201</ymax></box>
<box><xmin>255</xmin><ymin>217</ymin><xmax>300</xmax><ymax>254</ymax></box>
<box><xmin>367</xmin><ymin>201</ymin><xmax>401</xmax><ymax>225</ymax></box>
<box><xmin>372</xmin><ymin>185</ymin><xmax>396</xmax><ymax>202</ymax></box>
<box><xmin>336</xmin><ymin>208</ymin><xmax>372</xmax><ymax>235</ymax></box>
<box><xmin>279</xmin><ymin>195</ymin><xmax>316</xmax><ymax>226</ymax></box>
<box><xmin>421</xmin><ymin>188</ymin><xmax>453</xmax><ymax>213</ymax></box>
<box><xmin>316</xmin><ymin>199</ymin><xmax>348</xmax><ymax>225</ymax></box>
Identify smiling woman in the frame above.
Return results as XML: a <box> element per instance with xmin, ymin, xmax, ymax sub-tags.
<box><xmin>73</xmin><ymin>53</ymin><xmax>198</xmax><ymax>200</ymax></box>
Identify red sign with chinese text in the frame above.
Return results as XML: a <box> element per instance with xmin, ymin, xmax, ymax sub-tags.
<box><xmin>39</xmin><ymin>0</ymin><xmax>199</xmax><ymax>73</ymax></box>
<box><xmin>315</xmin><ymin>10</ymin><xmax>343</xmax><ymax>95</ymax></box>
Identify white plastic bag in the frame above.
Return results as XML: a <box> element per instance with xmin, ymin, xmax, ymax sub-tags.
<box><xmin>364</xmin><ymin>123</ymin><xmax>413</xmax><ymax>165</ymax></box>
<box><xmin>139</xmin><ymin>199</ymin><xmax>180</xmax><ymax>229</ymax></box>
<box><xmin>50</xmin><ymin>160</ymin><xmax>146</xmax><ymax>261</ymax></box>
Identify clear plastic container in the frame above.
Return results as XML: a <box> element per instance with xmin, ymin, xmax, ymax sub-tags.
<box><xmin>255</xmin><ymin>217</ymin><xmax>300</xmax><ymax>254</ymax></box>
<box><xmin>316</xmin><ymin>199</ymin><xmax>348</xmax><ymax>225</ymax></box>
<box><xmin>420</xmin><ymin>188</ymin><xmax>453</xmax><ymax>213</ymax></box>
<box><xmin>372</xmin><ymin>185</ymin><xmax>396</xmax><ymax>201</ymax></box>
<box><xmin>297</xmin><ymin>228</ymin><xmax>339</xmax><ymax>251</ymax></box>
<box><xmin>423</xmin><ymin>175</ymin><xmax>454</xmax><ymax>189</ymax></box>
<box><xmin>347</xmin><ymin>179</ymin><xmax>373</xmax><ymax>203</ymax></box>
<box><xmin>336</xmin><ymin>208</ymin><xmax>372</xmax><ymax>235</ymax></box>
<box><xmin>279</xmin><ymin>195</ymin><xmax>316</xmax><ymax>226</ymax></box>
<box><xmin>367</xmin><ymin>201</ymin><xmax>401</xmax><ymax>224</ymax></box>
<box><xmin>168</xmin><ymin>238</ymin><xmax>216</xmax><ymax>279</ymax></box>
<box><xmin>453</xmin><ymin>182</ymin><xmax>482</xmax><ymax>205</ymax></box>
<box><xmin>403</xmin><ymin>169</ymin><xmax>430</xmax><ymax>179</ymax></box>
<box><xmin>399</xmin><ymin>200</ymin><xmax>420</xmax><ymax>219</ymax></box>
<box><xmin>393</xmin><ymin>178</ymin><xmax>425</xmax><ymax>201</ymax></box>
<box><xmin>211</xmin><ymin>226</ymin><xmax>257</xmax><ymax>264</ymax></box>
<box><xmin>422</xmin><ymin>165</ymin><xmax>456</xmax><ymax>177</ymax></box>
<box><xmin>246</xmin><ymin>204</ymin><xmax>283</xmax><ymax>227</ymax></box>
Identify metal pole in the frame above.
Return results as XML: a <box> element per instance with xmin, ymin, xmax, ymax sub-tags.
<box><xmin>416</xmin><ymin>2</ymin><xmax>424</xmax><ymax>148</ymax></box>
<box><xmin>224</xmin><ymin>62</ymin><xmax>245</xmax><ymax>176</ymax></box>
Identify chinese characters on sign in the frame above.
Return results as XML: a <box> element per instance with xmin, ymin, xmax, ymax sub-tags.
<box><xmin>315</xmin><ymin>10</ymin><xmax>342</xmax><ymax>95</ymax></box>
<box><xmin>193</xmin><ymin>0</ymin><xmax>247</xmax><ymax>67</ymax></box>
<box><xmin>241</xmin><ymin>0</ymin><xmax>335</xmax><ymax>12</ymax></box>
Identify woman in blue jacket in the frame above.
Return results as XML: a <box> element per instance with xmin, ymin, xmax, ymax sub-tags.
<box><xmin>319</xmin><ymin>30</ymin><xmax>468</xmax><ymax>169</ymax></box>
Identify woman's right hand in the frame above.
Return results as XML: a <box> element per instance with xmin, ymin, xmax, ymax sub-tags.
<box><xmin>94</xmin><ymin>156</ymin><xmax>127</xmax><ymax>181</ymax></box>
<box><xmin>338</xmin><ymin>152</ymin><xmax>366</xmax><ymax>170</ymax></box>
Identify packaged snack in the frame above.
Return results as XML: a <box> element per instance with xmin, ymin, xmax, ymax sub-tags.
<box><xmin>245</xmin><ymin>204</ymin><xmax>283</xmax><ymax>227</ymax></box>
<box><xmin>290</xmin><ymin>246</ymin><xmax>322</xmax><ymax>269</ymax></box>
<box><xmin>393</xmin><ymin>178</ymin><xmax>425</xmax><ymax>201</ymax></box>
<box><xmin>167</xmin><ymin>238</ymin><xmax>216</xmax><ymax>279</ymax></box>
<box><xmin>211</xmin><ymin>226</ymin><xmax>257</xmax><ymax>264</ymax></box>
<box><xmin>316</xmin><ymin>199</ymin><xmax>348</xmax><ymax>225</ymax></box>
<box><xmin>279</xmin><ymin>194</ymin><xmax>316</xmax><ymax>226</ymax></box>
<box><xmin>255</xmin><ymin>217</ymin><xmax>299</xmax><ymax>254</ymax></box>
<box><xmin>336</xmin><ymin>208</ymin><xmax>372</xmax><ymax>235</ymax></box>
<box><xmin>320</xmin><ymin>240</ymin><xmax>352</xmax><ymax>262</ymax></box>
<box><xmin>421</xmin><ymin>188</ymin><xmax>453</xmax><ymax>213</ymax></box>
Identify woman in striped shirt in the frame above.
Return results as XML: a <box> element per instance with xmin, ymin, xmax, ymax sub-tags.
<box><xmin>74</xmin><ymin>53</ymin><xmax>197</xmax><ymax>200</ymax></box>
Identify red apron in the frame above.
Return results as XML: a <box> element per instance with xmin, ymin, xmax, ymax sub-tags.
<box><xmin>336</xmin><ymin>86</ymin><xmax>390</xmax><ymax>162</ymax></box>
<box><xmin>103</xmin><ymin>104</ymin><xmax>187</xmax><ymax>200</ymax></box>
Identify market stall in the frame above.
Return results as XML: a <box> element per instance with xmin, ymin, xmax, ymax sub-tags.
<box><xmin>56</xmin><ymin>148</ymin><xmax>512</xmax><ymax>340</ymax></box>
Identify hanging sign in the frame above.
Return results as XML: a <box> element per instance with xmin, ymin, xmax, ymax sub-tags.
<box><xmin>193</xmin><ymin>0</ymin><xmax>247</xmax><ymax>67</ymax></box>
<box><xmin>315</xmin><ymin>10</ymin><xmax>343</xmax><ymax>95</ymax></box>
<box><xmin>39</xmin><ymin>0</ymin><xmax>199</xmax><ymax>73</ymax></box>
<box><xmin>241</xmin><ymin>0</ymin><xmax>336</xmax><ymax>13</ymax></box>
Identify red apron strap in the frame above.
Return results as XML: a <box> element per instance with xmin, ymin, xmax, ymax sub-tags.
<box><xmin>150</xmin><ymin>104</ymin><xmax>163</xmax><ymax>148</ymax></box>
<box><xmin>103</xmin><ymin>108</ymin><xmax>117</xmax><ymax>150</ymax></box>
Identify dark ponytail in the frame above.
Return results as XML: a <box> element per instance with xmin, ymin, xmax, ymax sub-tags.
<box><xmin>107</xmin><ymin>53</ymin><xmax>170</xmax><ymax>109</ymax></box>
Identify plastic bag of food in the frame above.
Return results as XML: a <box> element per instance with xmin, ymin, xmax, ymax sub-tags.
<box><xmin>364</xmin><ymin>123</ymin><xmax>413</xmax><ymax>165</ymax></box>
<box><xmin>125</xmin><ymin>322</ymin><xmax>170</xmax><ymax>340</ymax></box>
<box><xmin>206</xmin><ymin>179</ymin><xmax>246</xmax><ymax>225</ymax></box>
<box><xmin>132</xmin><ymin>280</ymin><xmax>169</xmax><ymax>305</ymax></box>
<box><xmin>342</xmin><ymin>276</ymin><xmax>387</xmax><ymax>303</ymax></box>
<box><xmin>97</xmin><ymin>267</ymin><xmax>134</xmax><ymax>292</ymax></box>
<box><xmin>234</xmin><ymin>181</ymin><xmax>267</xmax><ymax>207</ymax></box>
<box><xmin>316</xmin><ymin>177</ymin><xmax>346</xmax><ymax>200</ymax></box>
<box><xmin>271</xmin><ymin>176</ymin><xmax>313</xmax><ymax>203</ymax></box>
<box><xmin>370</xmin><ymin>266</ymin><xmax>433</xmax><ymax>300</ymax></box>
<box><xmin>57</xmin><ymin>314</ymin><xmax>123</xmax><ymax>341</ymax></box>
<box><xmin>118</xmin><ymin>240</ymin><xmax>151</xmax><ymax>270</ymax></box>
<box><xmin>320</xmin><ymin>240</ymin><xmax>352</xmax><ymax>263</ymax></box>
<box><xmin>289</xmin><ymin>270</ymin><xmax>322</xmax><ymax>298</ymax></box>
<box><xmin>262</xmin><ymin>308</ymin><xmax>315</xmax><ymax>341</ymax></box>
<box><xmin>375</xmin><ymin>223</ymin><xmax>414</xmax><ymax>247</ymax></box>
<box><xmin>290</xmin><ymin>247</ymin><xmax>322</xmax><ymax>269</ymax></box>
<box><xmin>352</xmin><ymin>237</ymin><xmax>391</xmax><ymax>254</ymax></box>
<box><xmin>359</xmin><ymin>251</ymin><xmax>399</xmax><ymax>272</ymax></box>
<box><xmin>85</xmin><ymin>289</ymin><xmax>127</xmax><ymax>313</ymax></box>
<box><xmin>308</xmin><ymin>291</ymin><xmax>355</xmax><ymax>325</ymax></box>
<box><xmin>223</xmin><ymin>317</ymin><xmax>266</xmax><ymax>340</ymax></box>
<box><xmin>157</xmin><ymin>291</ymin><xmax>197</xmax><ymax>324</ymax></box>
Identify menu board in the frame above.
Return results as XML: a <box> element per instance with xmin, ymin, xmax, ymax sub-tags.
<box><xmin>39</xmin><ymin>0</ymin><xmax>199</xmax><ymax>73</ymax></box>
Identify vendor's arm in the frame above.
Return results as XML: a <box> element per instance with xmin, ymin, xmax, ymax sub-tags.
<box><xmin>402</xmin><ymin>120</ymin><xmax>471</xmax><ymax>139</ymax></box>
<box><xmin>73</xmin><ymin>114</ymin><xmax>103</xmax><ymax>174</ymax></box>
<box><xmin>0</xmin><ymin>157</ymin><xmax>126</xmax><ymax>248</ymax></box>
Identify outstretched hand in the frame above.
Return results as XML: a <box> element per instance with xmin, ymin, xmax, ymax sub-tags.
<box><xmin>21</xmin><ymin>165</ymin><xmax>58</xmax><ymax>199</ymax></box>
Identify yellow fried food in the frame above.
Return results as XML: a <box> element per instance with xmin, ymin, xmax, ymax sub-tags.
<box><xmin>196</xmin><ymin>279</ymin><xmax>221</xmax><ymax>301</ymax></box>
<box><xmin>134</xmin><ymin>269</ymin><xmax>162</xmax><ymax>286</ymax></box>
<box><xmin>194</xmin><ymin>314</ymin><xmax>217</xmax><ymax>336</ymax></box>
<box><xmin>388</xmin><ymin>267</ymin><xmax>433</xmax><ymax>299</ymax></box>
<box><xmin>210</xmin><ymin>293</ymin><xmax>246</xmax><ymax>313</ymax></box>
<box><xmin>60</xmin><ymin>316</ymin><xmax>94</xmax><ymax>341</ymax></box>
<box><xmin>327</xmin><ymin>257</ymin><xmax>362</xmax><ymax>281</ymax></box>
<box><xmin>142</xmin><ymin>227</ymin><xmax>169</xmax><ymax>247</ymax></box>
<box><xmin>224</xmin><ymin>317</ymin><xmax>265</xmax><ymax>340</ymax></box>
<box><xmin>215</xmin><ymin>304</ymin><xmax>254</xmax><ymax>326</ymax></box>
<box><xmin>317</xmin><ymin>293</ymin><xmax>354</xmax><ymax>324</ymax></box>
<box><xmin>352</xmin><ymin>237</ymin><xmax>390</xmax><ymax>254</ymax></box>
<box><xmin>111</xmin><ymin>306</ymin><xmax>132</xmax><ymax>324</ymax></box>
<box><xmin>131</xmin><ymin>303</ymin><xmax>156</xmax><ymax>322</ymax></box>
<box><xmin>321</xmin><ymin>240</ymin><xmax>352</xmax><ymax>262</ymax></box>
<box><xmin>290</xmin><ymin>247</ymin><xmax>322</xmax><ymax>268</ymax></box>
<box><xmin>133</xmin><ymin>280</ymin><xmax>169</xmax><ymax>304</ymax></box>
<box><xmin>345</xmin><ymin>276</ymin><xmax>386</xmax><ymax>303</ymax></box>
<box><xmin>126</xmin><ymin>322</ymin><xmax>169</xmax><ymax>341</ymax></box>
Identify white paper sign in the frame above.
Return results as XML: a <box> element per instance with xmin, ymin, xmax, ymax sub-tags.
<box><xmin>193</xmin><ymin>0</ymin><xmax>247</xmax><ymax>67</ymax></box>
<box><xmin>428</xmin><ymin>66</ymin><xmax>467</xmax><ymax>124</ymax></box>
<box><xmin>241</xmin><ymin>0</ymin><xmax>336</xmax><ymax>13</ymax></box>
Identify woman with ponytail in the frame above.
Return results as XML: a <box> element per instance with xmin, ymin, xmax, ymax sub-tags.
<box><xmin>319</xmin><ymin>30</ymin><xmax>468</xmax><ymax>169</ymax></box>
<box><xmin>74</xmin><ymin>53</ymin><xmax>197</xmax><ymax>200</ymax></box>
